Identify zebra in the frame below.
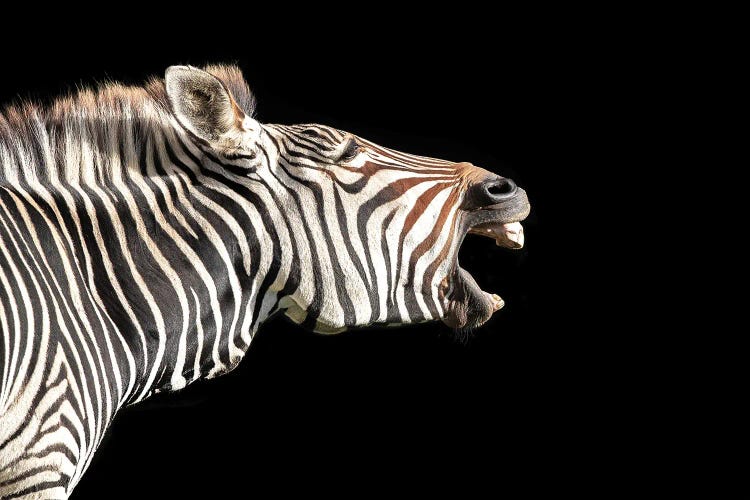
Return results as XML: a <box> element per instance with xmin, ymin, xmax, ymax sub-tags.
<box><xmin>0</xmin><ymin>64</ymin><xmax>530</xmax><ymax>498</ymax></box>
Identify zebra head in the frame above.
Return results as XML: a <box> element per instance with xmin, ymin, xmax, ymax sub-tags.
<box><xmin>165</xmin><ymin>66</ymin><xmax>530</xmax><ymax>334</ymax></box>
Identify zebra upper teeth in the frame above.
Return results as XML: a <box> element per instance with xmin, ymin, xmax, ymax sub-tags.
<box><xmin>496</xmin><ymin>222</ymin><xmax>524</xmax><ymax>249</ymax></box>
<box><xmin>469</xmin><ymin>221</ymin><xmax>525</xmax><ymax>250</ymax></box>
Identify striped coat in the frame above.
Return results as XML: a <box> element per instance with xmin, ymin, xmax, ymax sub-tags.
<box><xmin>0</xmin><ymin>65</ymin><xmax>529</xmax><ymax>498</ymax></box>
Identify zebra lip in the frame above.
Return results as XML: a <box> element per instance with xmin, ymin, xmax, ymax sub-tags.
<box><xmin>468</xmin><ymin>221</ymin><xmax>525</xmax><ymax>249</ymax></box>
<box><xmin>441</xmin><ymin>266</ymin><xmax>502</xmax><ymax>330</ymax></box>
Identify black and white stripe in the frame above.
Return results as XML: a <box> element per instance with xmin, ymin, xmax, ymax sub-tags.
<box><xmin>0</xmin><ymin>65</ymin><xmax>492</xmax><ymax>498</ymax></box>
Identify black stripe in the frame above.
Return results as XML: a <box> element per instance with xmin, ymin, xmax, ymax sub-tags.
<box><xmin>381</xmin><ymin>209</ymin><xmax>398</xmax><ymax>318</ymax></box>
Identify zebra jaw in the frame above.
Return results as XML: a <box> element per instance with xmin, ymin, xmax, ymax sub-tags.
<box><xmin>443</xmin><ymin>221</ymin><xmax>525</xmax><ymax>330</ymax></box>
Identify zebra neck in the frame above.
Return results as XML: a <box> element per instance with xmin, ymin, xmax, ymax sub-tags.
<box><xmin>1</xmin><ymin>113</ymin><xmax>279</xmax><ymax>406</ymax></box>
<box><xmin>112</xmin><ymin>129</ymin><xmax>279</xmax><ymax>401</ymax></box>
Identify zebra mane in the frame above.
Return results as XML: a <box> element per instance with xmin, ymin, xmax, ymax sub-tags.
<box><xmin>0</xmin><ymin>64</ymin><xmax>255</xmax><ymax>181</ymax></box>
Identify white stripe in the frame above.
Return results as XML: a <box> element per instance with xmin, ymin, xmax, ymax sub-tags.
<box><xmin>191</xmin><ymin>288</ymin><xmax>204</xmax><ymax>382</ymax></box>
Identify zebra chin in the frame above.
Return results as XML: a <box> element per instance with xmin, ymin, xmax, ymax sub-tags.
<box><xmin>441</xmin><ymin>267</ymin><xmax>503</xmax><ymax>331</ymax></box>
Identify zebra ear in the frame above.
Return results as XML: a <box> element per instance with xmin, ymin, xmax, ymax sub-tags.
<box><xmin>165</xmin><ymin>66</ymin><xmax>244</xmax><ymax>143</ymax></box>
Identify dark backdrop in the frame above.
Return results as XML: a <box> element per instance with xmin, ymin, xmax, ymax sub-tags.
<box><xmin>1</xmin><ymin>17</ymin><xmax>605</xmax><ymax>497</ymax></box>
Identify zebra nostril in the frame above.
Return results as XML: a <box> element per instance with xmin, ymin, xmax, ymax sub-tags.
<box><xmin>485</xmin><ymin>178</ymin><xmax>517</xmax><ymax>201</ymax></box>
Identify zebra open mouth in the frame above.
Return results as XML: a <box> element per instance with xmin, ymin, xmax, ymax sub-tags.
<box><xmin>442</xmin><ymin>198</ymin><xmax>530</xmax><ymax>331</ymax></box>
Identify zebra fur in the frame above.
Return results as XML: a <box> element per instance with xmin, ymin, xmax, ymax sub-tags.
<box><xmin>0</xmin><ymin>64</ymin><xmax>529</xmax><ymax>498</ymax></box>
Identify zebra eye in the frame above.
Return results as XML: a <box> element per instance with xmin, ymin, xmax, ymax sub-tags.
<box><xmin>338</xmin><ymin>138</ymin><xmax>360</xmax><ymax>162</ymax></box>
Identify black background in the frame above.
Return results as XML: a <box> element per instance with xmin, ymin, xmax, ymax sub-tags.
<box><xmin>1</xmin><ymin>14</ymin><xmax>612</xmax><ymax>497</ymax></box>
